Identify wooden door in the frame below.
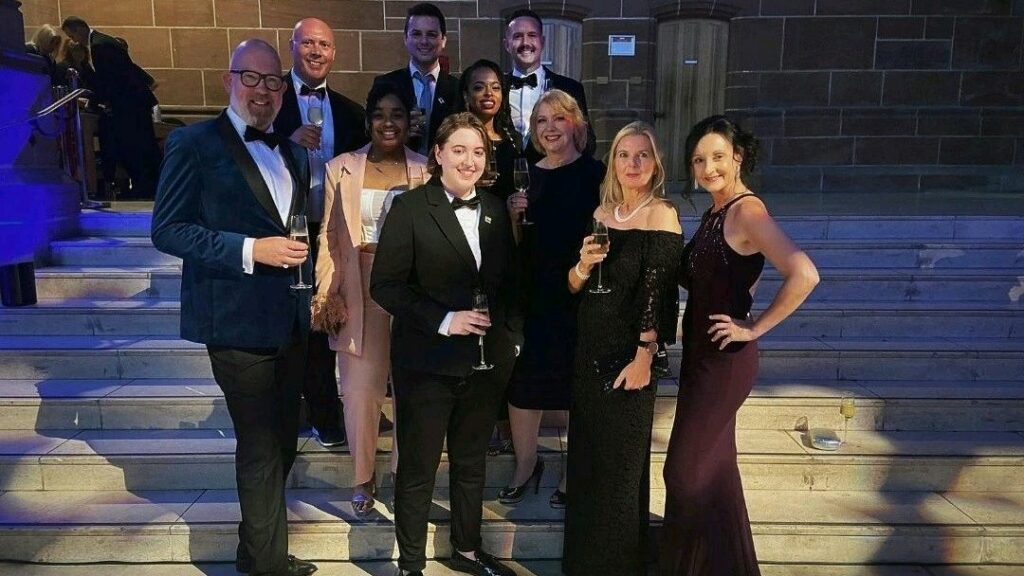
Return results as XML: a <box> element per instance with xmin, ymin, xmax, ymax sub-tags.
<box><xmin>655</xmin><ymin>19</ymin><xmax>729</xmax><ymax>187</ymax></box>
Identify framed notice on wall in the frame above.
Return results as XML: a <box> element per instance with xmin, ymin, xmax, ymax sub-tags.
<box><xmin>608</xmin><ymin>35</ymin><xmax>636</xmax><ymax>56</ymax></box>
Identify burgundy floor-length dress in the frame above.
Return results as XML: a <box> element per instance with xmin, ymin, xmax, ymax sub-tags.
<box><xmin>660</xmin><ymin>193</ymin><xmax>763</xmax><ymax>576</ymax></box>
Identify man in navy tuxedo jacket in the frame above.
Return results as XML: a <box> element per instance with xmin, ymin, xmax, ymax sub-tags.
<box><xmin>151</xmin><ymin>39</ymin><xmax>316</xmax><ymax>576</ymax></box>
<box><xmin>503</xmin><ymin>9</ymin><xmax>597</xmax><ymax>164</ymax></box>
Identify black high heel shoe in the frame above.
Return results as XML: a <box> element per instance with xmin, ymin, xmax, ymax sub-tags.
<box><xmin>498</xmin><ymin>458</ymin><xmax>544</xmax><ymax>504</ymax></box>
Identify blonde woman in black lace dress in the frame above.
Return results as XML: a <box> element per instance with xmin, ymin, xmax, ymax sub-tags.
<box><xmin>563</xmin><ymin>122</ymin><xmax>683</xmax><ymax>576</ymax></box>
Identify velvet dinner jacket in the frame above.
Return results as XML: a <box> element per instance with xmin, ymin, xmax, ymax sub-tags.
<box><xmin>151</xmin><ymin>112</ymin><xmax>312</xmax><ymax>348</ymax></box>
<box><xmin>314</xmin><ymin>143</ymin><xmax>428</xmax><ymax>356</ymax></box>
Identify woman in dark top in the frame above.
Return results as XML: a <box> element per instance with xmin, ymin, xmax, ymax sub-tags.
<box><xmin>659</xmin><ymin>115</ymin><xmax>818</xmax><ymax>576</ymax></box>
<box><xmin>562</xmin><ymin>122</ymin><xmax>683</xmax><ymax>576</ymax></box>
<box><xmin>459</xmin><ymin>59</ymin><xmax>522</xmax><ymax>200</ymax></box>
<box><xmin>500</xmin><ymin>90</ymin><xmax>602</xmax><ymax>508</ymax></box>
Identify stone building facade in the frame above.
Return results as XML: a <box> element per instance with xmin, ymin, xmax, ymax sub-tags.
<box><xmin>19</xmin><ymin>0</ymin><xmax>1024</xmax><ymax>194</ymax></box>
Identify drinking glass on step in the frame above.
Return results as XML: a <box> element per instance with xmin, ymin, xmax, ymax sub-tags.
<box><xmin>289</xmin><ymin>215</ymin><xmax>313</xmax><ymax>290</ymax></box>
<box><xmin>839</xmin><ymin>393</ymin><xmax>856</xmax><ymax>446</ymax></box>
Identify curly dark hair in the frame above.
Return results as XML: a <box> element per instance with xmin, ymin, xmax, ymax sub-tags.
<box><xmin>458</xmin><ymin>59</ymin><xmax>523</xmax><ymax>151</ymax></box>
<box><xmin>684</xmin><ymin>115</ymin><xmax>760</xmax><ymax>182</ymax></box>
<box><xmin>365</xmin><ymin>80</ymin><xmax>414</xmax><ymax>119</ymax></box>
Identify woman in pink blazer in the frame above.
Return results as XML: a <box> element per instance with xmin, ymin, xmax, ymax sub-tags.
<box><xmin>312</xmin><ymin>82</ymin><xmax>428</xmax><ymax>517</ymax></box>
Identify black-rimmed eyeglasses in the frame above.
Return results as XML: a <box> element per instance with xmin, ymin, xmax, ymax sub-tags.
<box><xmin>229</xmin><ymin>69</ymin><xmax>286</xmax><ymax>91</ymax></box>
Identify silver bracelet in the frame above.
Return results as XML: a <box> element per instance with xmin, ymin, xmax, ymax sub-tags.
<box><xmin>574</xmin><ymin>262</ymin><xmax>591</xmax><ymax>280</ymax></box>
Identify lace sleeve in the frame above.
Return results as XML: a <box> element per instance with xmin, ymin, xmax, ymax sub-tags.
<box><xmin>638</xmin><ymin>231</ymin><xmax>684</xmax><ymax>336</ymax></box>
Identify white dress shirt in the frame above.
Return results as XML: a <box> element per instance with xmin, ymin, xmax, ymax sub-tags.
<box><xmin>510</xmin><ymin>65</ymin><xmax>547</xmax><ymax>146</ymax></box>
<box><xmin>225</xmin><ymin>107</ymin><xmax>294</xmax><ymax>274</ymax></box>
<box><xmin>291</xmin><ymin>71</ymin><xmax>334</xmax><ymax>223</ymax></box>
<box><xmin>438</xmin><ymin>189</ymin><xmax>482</xmax><ymax>336</ymax></box>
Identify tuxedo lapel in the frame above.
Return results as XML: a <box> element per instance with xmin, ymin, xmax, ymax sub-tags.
<box><xmin>281</xmin><ymin>142</ymin><xmax>307</xmax><ymax>223</ymax></box>
<box><xmin>425</xmin><ymin>185</ymin><xmax>478</xmax><ymax>275</ymax></box>
<box><xmin>477</xmin><ymin>193</ymin><xmax>498</xmax><ymax>275</ymax></box>
<box><xmin>340</xmin><ymin>149</ymin><xmax>368</xmax><ymax>248</ymax></box>
<box><xmin>215</xmin><ymin>113</ymin><xmax>286</xmax><ymax>231</ymax></box>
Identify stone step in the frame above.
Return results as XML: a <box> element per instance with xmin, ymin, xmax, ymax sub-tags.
<box><xmin>79</xmin><ymin>210</ymin><xmax>1024</xmax><ymax>242</ymax></box>
<box><xmin>0</xmin><ymin>487</ymin><xmax>1020</xmax><ymax>565</ymax></box>
<box><xmin>0</xmin><ymin>428</ymin><xmax>1021</xmax><ymax>493</ymax></box>
<box><xmin>1</xmin><ymin>335</ymin><xmax>1020</xmax><ymax>381</ymax></box>
<box><xmin>31</xmin><ymin>265</ymin><xmax>1024</xmax><ymax>303</ymax></box>
<box><xmin>3</xmin><ymin>562</ymin><xmax>1020</xmax><ymax>576</ymax></box>
<box><xmin>1</xmin><ymin>378</ymin><xmax>1021</xmax><ymax>433</ymax></box>
<box><xmin>46</xmin><ymin>236</ymin><xmax>1024</xmax><ymax>269</ymax></box>
<box><xmin>3</xmin><ymin>298</ymin><xmax>1022</xmax><ymax>338</ymax></box>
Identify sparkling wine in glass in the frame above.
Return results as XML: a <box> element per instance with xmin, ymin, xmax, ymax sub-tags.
<box><xmin>407</xmin><ymin>164</ymin><xmax>425</xmax><ymax>190</ymax></box>
<box><xmin>307</xmin><ymin>96</ymin><xmax>325</xmax><ymax>160</ymax></box>
<box><xmin>513</xmin><ymin>157</ymin><xmax>532</xmax><ymax>225</ymax></box>
<box><xmin>471</xmin><ymin>289</ymin><xmax>494</xmax><ymax>371</ymax></box>
<box><xmin>588</xmin><ymin>219</ymin><xmax>611</xmax><ymax>294</ymax></box>
<box><xmin>289</xmin><ymin>215</ymin><xmax>313</xmax><ymax>290</ymax></box>
<box><xmin>839</xmin><ymin>393</ymin><xmax>856</xmax><ymax>446</ymax></box>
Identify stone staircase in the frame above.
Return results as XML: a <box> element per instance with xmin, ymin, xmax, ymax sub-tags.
<box><xmin>0</xmin><ymin>209</ymin><xmax>1021</xmax><ymax>574</ymax></box>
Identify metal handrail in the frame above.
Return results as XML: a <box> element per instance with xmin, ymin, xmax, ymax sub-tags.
<box><xmin>0</xmin><ymin>88</ymin><xmax>91</xmax><ymax>133</ymax></box>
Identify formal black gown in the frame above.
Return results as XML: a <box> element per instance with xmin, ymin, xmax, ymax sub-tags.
<box><xmin>480</xmin><ymin>137</ymin><xmax>518</xmax><ymax>200</ymax></box>
<box><xmin>508</xmin><ymin>155</ymin><xmax>603</xmax><ymax>410</ymax></box>
<box><xmin>564</xmin><ymin>226</ymin><xmax>683</xmax><ymax>576</ymax></box>
<box><xmin>660</xmin><ymin>194</ymin><xmax>764</xmax><ymax>576</ymax></box>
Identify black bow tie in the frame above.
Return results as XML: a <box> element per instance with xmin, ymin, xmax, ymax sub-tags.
<box><xmin>299</xmin><ymin>84</ymin><xmax>326</xmax><ymax>97</ymax></box>
<box><xmin>243</xmin><ymin>126</ymin><xmax>281</xmax><ymax>149</ymax></box>
<box><xmin>451</xmin><ymin>195</ymin><xmax>481</xmax><ymax>210</ymax></box>
<box><xmin>510</xmin><ymin>73</ymin><xmax>538</xmax><ymax>89</ymax></box>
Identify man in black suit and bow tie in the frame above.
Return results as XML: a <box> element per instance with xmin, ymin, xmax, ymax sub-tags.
<box><xmin>62</xmin><ymin>15</ymin><xmax>162</xmax><ymax>198</ymax></box>
<box><xmin>372</xmin><ymin>2</ymin><xmax>460</xmax><ymax>157</ymax></box>
<box><xmin>503</xmin><ymin>9</ymin><xmax>597</xmax><ymax>163</ymax></box>
<box><xmin>273</xmin><ymin>17</ymin><xmax>369</xmax><ymax>449</ymax></box>
<box><xmin>151</xmin><ymin>39</ymin><xmax>316</xmax><ymax>576</ymax></box>
<box><xmin>371</xmin><ymin>113</ymin><xmax>519</xmax><ymax>576</ymax></box>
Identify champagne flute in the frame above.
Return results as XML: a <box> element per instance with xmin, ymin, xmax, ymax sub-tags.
<box><xmin>289</xmin><ymin>215</ymin><xmax>313</xmax><ymax>290</ymax></box>
<box><xmin>471</xmin><ymin>289</ymin><xmax>494</xmax><ymax>371</ymax></box>
<box><xmin>307</xmin><ymin>95</ymin><xmax>325</xmax><ymax>160</ymax></box>
<box><xmin>588</xmin><ymin>219</ymin><xmax>611</xmax><ymax>294</ymax></box>
<box><xmin>513</xmin><ymin>157</ymin><xmax>532</xmax><ymax>225</ymax></box>
<box><xmin>839</xmin><ymin>393</ymin><xmax>856</xmax><ymax>446</ymax></box>
<box><xmin>407</xmin><ymin>164</ymin><xmax>425</xmax><ymax>189</ymax></box>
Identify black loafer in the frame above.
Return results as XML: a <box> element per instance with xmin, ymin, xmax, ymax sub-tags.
<box><xmin>447</xmin><ymin>550</ymin><xmax>515</xmax><ymax>576</ymax></box>
<box><xmin>236</xmin><ymin>554</ymin><xmax>317</xmax><ymax>575</ymax></box>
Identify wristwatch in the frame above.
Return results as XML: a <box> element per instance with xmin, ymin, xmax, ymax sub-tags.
<box><xmin>637</xmin><ymin>340</ymin><xmax>658</xmax><ymax>355</ymax></box>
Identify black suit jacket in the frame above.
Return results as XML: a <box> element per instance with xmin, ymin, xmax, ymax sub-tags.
<box><xmin>370</xmin><ymin>185</ymin><xmax>521</xmax><ymax>378</ymax></box>
<box><xmin>89</xmin><ymin>30</ymin><xmax>157</xmax><ymax>109</ymax></box>
<box><xmin>511</xmin><ymin>66</ymin><xmax>598</xmax><ymax>164</ymax></box>
<box><xmin>151</xmin><ymin>112</ymin><xmax>312</xmax><ymax>348</ymax></box>
<box><xmin>274</xmin><ymin>72</ymin><xmax>369</xmax><ymax>157</ymax></box>
<box><xmin>373</xmin><ymin>67</ymin><xmax>460</xmax><ymax>153</ymax></box>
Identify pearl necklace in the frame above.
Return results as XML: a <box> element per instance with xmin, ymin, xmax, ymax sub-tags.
<box><xmin>613</xmin><ymin>194</ymin><xmax>655</xmax><ymax>223</ymax></box>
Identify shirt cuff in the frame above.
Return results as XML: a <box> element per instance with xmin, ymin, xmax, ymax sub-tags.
<box><xmin>242</xmin><ymin>237</ymin><xmax>255</xmax><ymax>274</ymax></box>
<box><xmin>438</xmin><ymin>311</ymin><xmax>455</xmax><ymax>336</ymax></box>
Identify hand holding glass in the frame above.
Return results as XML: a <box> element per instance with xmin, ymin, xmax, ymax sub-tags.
<box><xmin>471</xmin><ymin>290</ymin><xmax>494</xmax><ymax>371</ymax></box>
<box><xmin>513</xmin><ymin>158</ymin><xmax>531</xmax><ymax>225</ymax></box>
<box><xmin>307</xmin><ymin>95</ymin><xmax>325</xmax><ymax>159</ymax></box>
<box><xmin>289</xmin><ymin>215</ymin><xmax>313</xmax><ymax>290</ymax></box>
<box><xmin>588</xmin><ymin>219</ymin><xmax>611</xmax><ymax>294</ymax></box>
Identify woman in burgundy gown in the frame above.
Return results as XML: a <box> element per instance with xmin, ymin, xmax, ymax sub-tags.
<box><xmin>660</xmin><ymin>115</ymin><xmax>819</xmax><ymax>576</ymax></box>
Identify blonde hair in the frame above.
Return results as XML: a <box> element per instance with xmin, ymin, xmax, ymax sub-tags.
<box><xmin>426</xmin><ymin>112</ymin><xmax>492</xmax><ymax>178</ymax></box>
<box><xmin>600</xmin><ymin>121</ymin><xmax>668</xmax><ymax>212</ymax></box>
<box><xmin>32</xmin><ymin>24</ymin><xmax>63</xmax><ymax>57</ymax></box>
<box><xmin>529</xmin><ymin>89</ymin><xmax>588</xmax><ymax>155</ymax></box>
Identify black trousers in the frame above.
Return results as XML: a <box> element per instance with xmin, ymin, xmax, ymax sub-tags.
<box><xmin>393</xmin><ymin>366</ymin><xmax>507</xmax><ymax>572</ymax></box>
<box><xmin>208</xmin><ymin>322</ymin><xmax>308</xmax><ymax>576</ymax></box>
<box><xmin>304</xmin><ymin>220</ymin><xmax>342</xmax><ymax>432</ymax></box>
<box><xmin>110</xmin><ymin>101</ymin><xmax>161</xmax><ymax>198</ymax></box>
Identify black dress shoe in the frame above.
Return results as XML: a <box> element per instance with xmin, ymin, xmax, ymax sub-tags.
<box><xmin>312</xmin><ymin>425</ymin><xmax>347</xmax><ymax>448</ymax></box>
<box><xmin>236</xmin><ymin>554</ymin><xmax>317</xmax><ymax>575</ymax></box>
<box><xmin>447</xmin><ymin>550</ymin><xmax>515</xmax><ymax>576</ymax></box>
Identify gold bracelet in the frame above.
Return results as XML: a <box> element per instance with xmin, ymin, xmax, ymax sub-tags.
<box><xmin>574</xmin><ymin>262</ymin><xmax>590</xmax><ymax>280</ymax></box>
